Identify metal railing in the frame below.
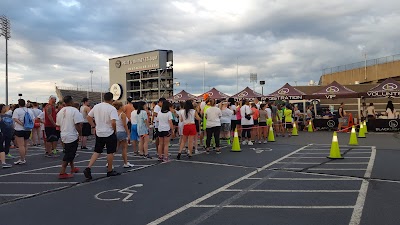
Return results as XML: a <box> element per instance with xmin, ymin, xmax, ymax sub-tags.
<box><xmin>322</xmin><ymin>54</ymin><xmax>400</xmax><ymax>75</ymax></box>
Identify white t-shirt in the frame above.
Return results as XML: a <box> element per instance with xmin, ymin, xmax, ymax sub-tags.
<box><xmin>221</xmin><ymin>108</ymin><xmax>233</xmax><ymax>124</ymax></box>
<box><xmin>131</xmin><ymin>110</ymin><xmax>138</xmax><ymax>125</ymax></box>
<box><xmin>153</xmin><ymin>105</ymin><xmax>161</xmax><ymax>128</ymax></box>
<box><xmin>240</xmin><ymin>105</ymin><xmax>254</xmax><ymax>125</ymax></box>
<box><xmin>32</xmin><ymin>108</ymin><xmax>42</xmax><ymax>119</ymax></box>
<box><xmin>56</xmin><ymin>106</ymin><xmax>84</xmax><ymax>144</ymax></box>
<box><xmin>367</xmin><ymin>106</ymin><xmax>375</xmax><ymax>116</ymax></box>
<box><xmin>157</xmin><ymin>111</ymin><xmax>173</xmax><ymax>132</ymax></box>
<box><xmin>200</xmin><ymin>101</ymin><xmax>206</xmax><ymax>112</ymax></box>
<box><xmin>266</xmin><ymin>108</ymin><xmax>272</xmax><ymax>119</ymax></box>
<box><xmin>12</xmin><ymin>107</ymin><xmax>35</xmax><ymax>131</ymax></box>
<box><xmin>386</xmin><ymin>108</ymin><xmax>397</xmax><ymax>119</ymax></box>
<box><xmin>178</xmin><ymin>109</ymin><xmax>185</xmax><ymax>125</ymax></box>
<box><xmin>88</xmin><ymin>102</ymin><xmax>118</xmax><ymax>137</ymax></box>
<box><xmin>205</xmin><ymin>107</ymin><xmax>222</xmax><ymax>128</ymax></box>
<box><xmin>230</xmin><ymin>105</ymin><xmax>237</xmax><ymax>120</ymax></box>
<box><xmin>181</xmin><ymin>109</ymin><xmax>195</xmax><ymax>125</ymax></box>
<box><xmin>116</xmin><ymin>113</ymin><xmax>128</xmax><ymax>132</ymax></box>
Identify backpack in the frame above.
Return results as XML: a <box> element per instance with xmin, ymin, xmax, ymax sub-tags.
<box><xmin>2</xmin><ymin>115</ymin><xmax>13</xmax><ymax>129</ymax></box>
<box><xmin>23</xmin><ymin>109</ymin><xmax>34</xmax><ymax>130</ymax></box>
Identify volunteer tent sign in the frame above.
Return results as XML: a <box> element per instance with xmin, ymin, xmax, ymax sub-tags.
<box><xmin>366</xmin><ymin>78</ymin><xmax>400</xmax><ymax>98</ymax></box>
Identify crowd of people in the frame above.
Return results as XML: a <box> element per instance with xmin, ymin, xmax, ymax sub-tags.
<box><xmin>0</xmin><ymin>92</ymin><xmax>323</xmax><ymax>180</ymax></box>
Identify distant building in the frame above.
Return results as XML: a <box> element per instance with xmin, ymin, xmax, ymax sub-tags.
<box><xmin>109</xmin><ymin>50</ymin><xmax>174</xmax><ymax>103</ymax></box>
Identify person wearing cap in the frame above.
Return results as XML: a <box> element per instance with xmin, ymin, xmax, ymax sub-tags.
<box><xmin>80</xmin><ymin>97</ymin><xmax>91</xmax><ymax>150</ymax></box>
<box><xmin>44</xmin><ymin>95</ymin><xmax>59</xmax><ymax>157</ymax></box>
<box><xmin>56</xmin><ymin>96</ymin><xmax>83</xmax><ymax>179</ymax></box>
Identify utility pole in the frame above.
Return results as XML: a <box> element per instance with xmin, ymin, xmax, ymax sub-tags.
<box><xmin>0</xmin><ymin>15</ymin><xmax>11</xmax><ymax>105</ymax></box>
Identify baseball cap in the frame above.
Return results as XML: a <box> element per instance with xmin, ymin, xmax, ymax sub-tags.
<box><xmin>49</xmin><ymin>95</ymin><xmax>57</xmax><ymax>100</ymax></box>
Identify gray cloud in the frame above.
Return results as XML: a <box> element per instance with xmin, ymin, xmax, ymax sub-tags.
<box><xmin>0</xmin><ymin>0</ymin><xmax>399</xmax><ymax>103</ymax></box>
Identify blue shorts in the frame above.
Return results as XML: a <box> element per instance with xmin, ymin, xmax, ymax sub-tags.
<box><xmin>117</xmin><ymin>131</ymin><xmax>127</xmax><ymax>141</ymax></box>
<box><xmin>130</xmin><ymin>124</ymin><xmax>139</xmax><ymax>141</ymax></box>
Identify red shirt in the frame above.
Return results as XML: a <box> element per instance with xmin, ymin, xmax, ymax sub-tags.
<box><xmin>44</xmin><ymin>104</ymin><xmax>56</xmax><ymax>127</ymax></box>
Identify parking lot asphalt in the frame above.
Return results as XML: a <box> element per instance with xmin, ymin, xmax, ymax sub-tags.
<box><xmin>0</xmin><ymin>131</ymin><xmax>399</xmax><ymax>225</ymax></box>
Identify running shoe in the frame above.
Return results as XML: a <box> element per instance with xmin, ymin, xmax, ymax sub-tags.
<box><xmin>123</xmin><ymin>162</ymin><xmax>134</xmax><ymax>168</ymax></box>
<box><xmin>52</xmin><ymin>149</ymin><xmax>59</xmax><ymax>154</ymax></box>
<box><xmin>216</xmin><ymin>150</ymin><xmax>221</xmax><ymax>154</ymax></box>
<box><xmin>83</xmin><ymin>167</ymin><xmax>92</xmax><ymax>180</ymax></box>
<box><xmin>45</xmin><ymin>153</ymin><xmax>58</xmax><ymax>158</ymax></box>
<box><xmin>258</xmin><ymin>141</ymin><xmax>262</xmax><ymax>144</ymax></box>
<box><xmin>162</xmin><ymin>157</ymin><xmax>169</xmax><ymax>162</ymax></box>
<box><xmin>37</xmin><ymin>144</ymin><xmax>41</xmax><ymax>147</ymax></box>
<box><xmin>145</xmin><ymin>154</ymin><xmax>152</xmax><ymax>159</ymax></box>
<box><xmin>81</xmin><ymin>146</ymin><xmax>89</xmax><ymax>150</ymax></box>
<box><xmin>195</xmin><ymin>150</ymin><xmax>199</xmax><ymax>154</ymax></box>
<box><xmin>71</xmin><ymin>167</ymin><xmax>80</xmax><ymax>173</ymax></box>
<box><xmin>6</xmin><ymin>153</ymin><xmax>15</xmax><ymax>159</ymax></box>
<box><xmin>14</xmin><ymin>159</ymin><xmax>26</xmax><ymax>165</ymax></box>
<box><xmin>176</xmin><ymin>153</ymin><xmax>181</xmax><ymax>160</ymax></box>
<box><xmin>59</xmin><ymin>173</ymin><xmax>74</xmax><ymax>179</ymax></box>
<box><xmin>2</xmin><ymin>163</ymin><xmax>12</xmax><ymax>168</ymax></box>
<box><xmin>107</xmin><ymin>170</ymin><xmax>121</xmax><ymax>177</ymax></box>
<box><xmin>247</xmin><ymin>141</ymin><xmax>254</xmax><ymax>145</ymax></box>
<box><xmin>105</xmin><ymin>163</ymin><xmax>115</xmax><ymax>169</ymax></box>
<box><xmin>263</xmin><ymin>140</ymin><xmax>268</xmax><ymax>144</ymax></box>
<box><xmin>158</xmin><ymin>156</ymin><xmax>163</xmax><ymax>162</ymax></box>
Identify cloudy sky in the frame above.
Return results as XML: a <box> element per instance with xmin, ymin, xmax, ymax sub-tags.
<box><xmin>1</xmin><ymin>0</ymin><xmax>400</xmax><ymax>103</ymax></box>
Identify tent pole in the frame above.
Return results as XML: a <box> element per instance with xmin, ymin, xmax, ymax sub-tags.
<box><xmin>357</xmin><ymin>98</ymin><xmax>361</xmax><ymax>124</ymax></box>
<box><xmin>303</xmin><ymin>99</ymin><xmax>306</xmax><ymax>124</ymax></box>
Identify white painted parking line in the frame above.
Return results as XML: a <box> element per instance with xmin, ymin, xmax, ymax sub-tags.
<box><xmin>287</xmin><ymin>157</ymin><xmax>370</xmax><ymax>159</ymax></box>
<box><xmin>0</xmin><ymin>156</ymin><xmax>108</xmax><ymax>178</ymax></box>
<box><xmin>176</xmin><ymin>160</ymin><xmax>254</xmax><ymax>169</ymax></box>
<box><xmin>0</xmin><ymin>182</ymin><xmax>78</xmax><ymax>184</ymax></box>
<box><xmin>266</xmin><ymin>178</ymin><xmax>359</xmax><ymax>181</ymax></box>
<box><xmin>224</xmin><ymin>189</ymin><xmax>360</xmax><ymax>193</ymax></box>
<box><xmin>193</xmin><ymin>205</ymin><xmax>355</xmax><ymax>209</ymax></box>
<box><xmin>148</xmin><ymin>144</ymin><xmax>312</xmax><ymax>225</ymax></box>
<box><xmin>308</xmin><ymin>168</ymin><xmax>367</xmax><ymax>171</ymax></box>
<box><xmin>21</xmin><ymin>172</ymin><xmax>107</xmax><ymax>175</ymax></box>
<box><xmin>0</xmin><ymin>194</ymin><xmax>32</xmax><ymax>197</ymax></box>
<box><xmin>293</xmin><ymin>152</ymin><xmax>371</xmax><ymax>155</ymax></box>
<box><xmin>275</xmin><ymin>162</ymin><xmax>369</xmax><ymax>165</ymax></box>
<box><xmin>349</xmin><ymin>146</ymin><xmax>376</xmax><ymax>225</ymax></box>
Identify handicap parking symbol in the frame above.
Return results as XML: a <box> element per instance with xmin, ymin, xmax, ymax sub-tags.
<box><xmin>250</xmin><ymin>148</ymin><xmax>272</xmax><ymax>153</ymax></box>
<box><xmin>95</xmin><ymin>184</ymin><xmax>143</xmax><ymax>202</ymax></box>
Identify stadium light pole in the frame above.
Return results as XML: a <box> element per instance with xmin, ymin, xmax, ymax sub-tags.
<box><xmin>90</xmin><ymin>70</ymin><xmax>93</xmax><ymax>92</ymax></box>
<box><xmin>0</xmin><ymin>15</ymin><xmax>11</xmax><ymax>105</ymax></box>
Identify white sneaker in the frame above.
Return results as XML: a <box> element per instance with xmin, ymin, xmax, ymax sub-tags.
<box><xmin>14</xmin><ymin>159</ymin><xmax>26</xmax><ymax>165</ymax></box>
<box><xmin>123</xmin><ymin>162</ymin><xmax>134</xmax><ymax>168</ymax></box>
<box><xmin>195</xmin><ymin>150</ymin><xmax>199</xmax><ymax>154</ymax></box>
<box><xmin>264</xmin><ymin>140</ymin><xmax>268</xmax><ymax>144</ymax></box>
<box><xmin>241</xmin><ymin>141</ymin><xmax>247</xmax><ymax>145</ymax></box>
<box><xmin>248</xmin><ymin>141</ymin><xmax>254</xmax><ymax>145</ymax></box>
<box><xmin>105</xmin><ymin>163</ymin><xmax>115</xmax><ymax>169</ymax></box>
<box><xmin>258</xmin><ymin>141</ymin><xmax>261</xmax><ymax>144</ymax></box>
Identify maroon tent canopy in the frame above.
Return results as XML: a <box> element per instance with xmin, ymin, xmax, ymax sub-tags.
<box><xmin>310</xmin><ymin>81</ymin><xmax>359</xmax><ymax>99</ymax></box>
<box><xmin>196</xmin><ymin>88</ymin><xmax>230</xmax><ymax>100</ymax></box>
<box><xmin>365</xmin><ymin>77</ymin><xmax>400</xmax><ymax>98</ymax></box>
<box><xmin>231</xmin><ymin>87</ymin><xmax>263</xmax><ymax>99</ymax></box>
<box><xmin>168</xmin><ymin>90</ymin><xmax>197</xmax><ymax>102</ymax></box>
<box><xmin>266</xmin><ymin>83</ymin><xmax>305</xmax><ymax>101</ymax></box>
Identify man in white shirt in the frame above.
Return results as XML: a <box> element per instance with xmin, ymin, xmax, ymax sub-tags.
<box><xmin>84</xmin><ymin>92</ymin><xmax>120</xmax><ymax>180</ymax></box>
<box><xmin>56</xmin><ymin>96</ymin><xmax>83</xmax><ymax>179</ymax></box>
<box><xmin>240</xmin><ymin>99</ymin><xmax>254</xmax><ymax>145</ymax></box>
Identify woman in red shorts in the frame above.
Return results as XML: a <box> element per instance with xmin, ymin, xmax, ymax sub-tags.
<box><xmin>177</xmin><ymin>100</ymin><xmax>201</xmax><ymax>159</ymax></box>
